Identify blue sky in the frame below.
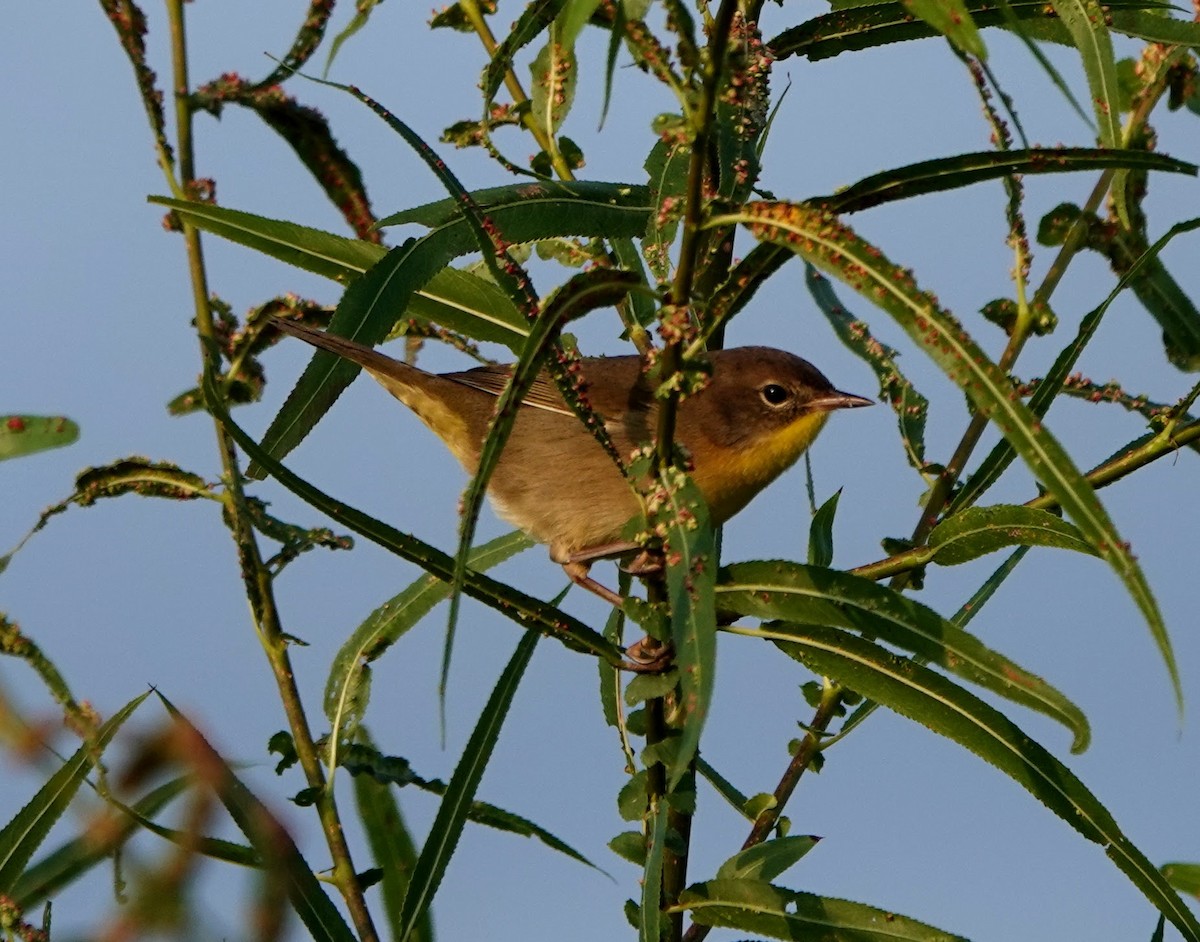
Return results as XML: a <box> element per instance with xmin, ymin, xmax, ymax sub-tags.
<box><xmin>3</xmin><ymin>2</ymin><xmax>1199</xmax><ymax>940</ymax></box>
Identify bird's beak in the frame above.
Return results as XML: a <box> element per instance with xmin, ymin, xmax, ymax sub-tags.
<box><xmin>811</xmin><ymin>390</ymin><xmax>874</xmax><ymax>411</ymax></box>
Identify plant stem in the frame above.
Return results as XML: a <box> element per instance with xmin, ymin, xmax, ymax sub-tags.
<box><xmin>163</xmin><ymin>4</ymin><xmax>376</xmax><ymax>939</ymax></box>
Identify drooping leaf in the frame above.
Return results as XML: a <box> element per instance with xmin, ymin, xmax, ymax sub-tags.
<box><xmin>678</xmin><ymin>878</ymin><xmax>970</xmax><ymax>941</ymax></box>
<box><xmin>483</xmin><ymin>0</ymin><xmax>567</xmax><ymax>102</ymax></box>
<box><xmin>812</xmin><ymin>148</ymin><xmax>1196</xmax><ymax>216</ymax></box>
<box><xmin>719</xmin><ymin>200</ymin><xmax>1179</xmax><ymax>710</ymax></box>
<box><xmin>718</xmin><ymin>560</ymin><xmax>1089</xmax><ymax>752</ymax></box>
<box><xmin>753</xmin><ymin>627</ymin><xmax>1200</xmax><ymax>941</ymax></box>
<box><xmin>396</xmin><ymin>632</ymin><xmax>539</xmax><ymax>942</ymax></box>
<box><xmin>953</xmin><ymin>216</ymin><xmax>1200</xmax><ymax>513</ymax></box>
<box><xmin>768</xmin><ymin>0</ymin><xmax>1169</xmax><ymax>62</ymax></box>
<box><xmin>640</xmin><ymin>807</ymin><xmax>668</xmax><ymax>942</ymax></box>
<box><xmin>323</xmin><ymin>0</ymin><xmax>385</xmax><ymax>76</ymax></box>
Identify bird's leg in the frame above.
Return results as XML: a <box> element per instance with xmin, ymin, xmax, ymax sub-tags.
<box><xmin>559</xmin><ymin>544</ymin><xmax>674</xmax><ymax>673</ymax></box>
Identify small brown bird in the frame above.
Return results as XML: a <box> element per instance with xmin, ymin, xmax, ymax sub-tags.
<box><xmin>274</xmin><ymin>319</ymin><xmax>871</xmax><ymax>603</ymax></box>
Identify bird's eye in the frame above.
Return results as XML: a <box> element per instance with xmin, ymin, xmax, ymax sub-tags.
<box><xmin>760</xmin><ymin>383</ymin><xmax>791</xmax><ymax>406</ymax></box>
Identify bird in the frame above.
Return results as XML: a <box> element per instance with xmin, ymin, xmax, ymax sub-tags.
<box><xmin>273</xmin><ymin>318</ymin><xmax>872</xmax><ymax>605</ymax></box>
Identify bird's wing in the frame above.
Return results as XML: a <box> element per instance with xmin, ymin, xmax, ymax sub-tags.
<box><xmin>447</xmin><ymin>366</ymin><xmax>576</xmax><ymax>417</ymax></box>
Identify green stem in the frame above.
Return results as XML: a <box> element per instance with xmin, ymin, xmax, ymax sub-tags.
<box><xmin>163</xmin><ymin>5</ymin><xmax>376</xmax><ymax>939</ymax></box>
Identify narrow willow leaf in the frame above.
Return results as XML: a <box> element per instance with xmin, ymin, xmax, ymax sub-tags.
<box><xmin>719</xmin><ymin>200</ymin><xmax>1179</xmax><ymax>709</ymax></box>
<box><xmin>157</xmin><ymin>696</ymin><xmax>358</xmax><ymax>942</ymax></box>
<box><xmin>714</xmin><ymin>836</ymin><xmax>820</xmax><ymax>883</ymax></box>
<box><xmin>258</xmin><ymin>189</ymin><xmax>653</xmax><ymax>473</ymax></box>
<box><xmin>324</xmin><ymin>530</ymin><xmax>534</xmax><ymax>748</ymax></box>
<box><xmin>1049</xmin><ymin>0</ymin><xmax>1121</xmax><ymax>148</ymax></box>
<box><xmin>0</xmin><ymin>416</ymin><xmax>79</xmax><ymax>463</ymax></box>
<box><xmin>483</xmin><ymin>0</ymin><xmax>567</xmax><ymax>101</ymax></box>
<box><xmin>813</xmin><ymin>148</ymin><xmax>1196</xmax><ymax>216</ymax></box>
<box><xmin>832</xmin><ymin>546</ymin><xmax>1032</xmax><ymax>745</ymax></box>
<box><xmin>953</xmin><ymin>217</ymin><xmax>1200</xmax><ymax>513</ymax></box>
<box><xmin>104</xmin><ymin>795</ymin><xmax>260</xmax><ymax>867</ymax></box>
<box><xmin>149</xmin><ymin>196</ymin><xmax>385</xmax><ymax>281</ymax></box>
<box><xmin>323</xmin><ymin>0</ymin><xmax>383</xmax><ymax>76</ymax></box>
<box><xmin>205</xmin><ymin>376</ymin><xmax>624</xmax><ymax>664</ymax></box>
<box><xmin>640</xmin><ymin>807</ymin><xmax>667</xmax><ymax>942</ymax></box>
<box><xmin>756</xmin><ymin>627</ymin><xmax>1200</xmax><ymax>941</ymax></box>
<box><xmin>1109</xmin><ymin>9</ymin><xmax>1200</xmax><ymax>45</ymax></box>
<box><xmin>530</xmin><ymin>24</ymin><xmax>578</xmax><ymax>139</ymax></box>
<box><xmin>1162</xmin><ymin>862</ymin><xmax>1200</xmax><ymax>899</ymax></box>
<box><xmin>807</xmin><ymin>489</ymin><xmax>841</xmax><ymax>568</ymax></box>
<box><xmin>405</xmin><ymin>267</ymin><xmax>529</xmax><ymax>350</ymax></box>
<box><xmin>993</xmin><ymin>0</ymin><xmax>1095</xmax><ymax>128</ymax></box>
<box><xmin>718</xmin><ymin>560</ymin><xmax>1089</xmax><ymax>752</ymax></box>
<box><xmin>695</xmin><ymin>756</ymin><xmax>755</xmax><ymax>821</ymax></box>
<box><xmin>806</xmin><ymin>265</ymin><xmax>928</xmax><ymax>468</ymax></box>
<box><xmin>405</xmin><ymin>778</ymin><xmax>603</xmax><ymax>871</ymax></box>
<box><xmin>352</xmin><ymin>730</ymin><xmax>431</xmax><ymax>942</ymax></box>
<box><xmin>12</xmin><ymin>776</ymin><xmax>189</xmax><ymax>907</ymax></box>
<box><xmin>698</xmin><ymin>242</ymin><xmax>792</xmax><ymax>346</ymax></box>
<box><xmin>768</xmin><ymin>0</ymin><xmax>1166</xmax><ymax>61</ymax></box>
<box><xmin>643</xmin><ymin>138</ymin><xmax>691</xmax><ymax>282</ymax></box>
<box><xmin>678</xmin><ymin>878</ymin><xmax>970</xmax><ymax>941</ymax></box>
<box><xmin>379</xmin><ymin>180</ymin><xmax>650</xmax><ymax>229</ymax></box>
<box><xmin>927</xmin><ymin>505</ymin><xmax>1097</xmax><ymax>565</ymax></box>
<box><xmin>0</xmin><ymin>692</ymin><xmax>148</xmax><ymax>893</ymax></box>
<box><xmin>658</xmin><ymin>468</ymin><xmax>717</xmax><ymax>791</ymax></box>
<box><xmin>903</xmin><ymin>0</ymin><xmax>987</xmax><ymax>57</ymax></box>
<box><xmin>397</xmin><ymin>632</ymin><xmax>539</xmax><ymax>942</ymax></box>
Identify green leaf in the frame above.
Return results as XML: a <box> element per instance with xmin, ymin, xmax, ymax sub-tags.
<box><xmin>12</xmin><ymin>776</ymin><xmax>190</xmax><ymax>907</ymax></box>
<box><xmin>157</xmin><ymin>695</ymin><xmax>358</xmax><ymax>942</ymax></box>
<box><xmin>954</xmin><ymin>217</ymin><xmax>1200</xmax><ymax>513</ymax></box>
<box><xmin>643</xmin><ymin>138</ymin><xmax>690</xmax><ymax>282</ymax></box>
<box><xmin>149</xmin><ymin>196</ymin><xmax>385</xmax><ymax>281</ymax></box>
<box><xmin>1048</xmin><ymin>0</ymin><xmax>1121</xmax><ymax>148</ymax></box>
<box><xmin>718</xmin><ymin>560</ymin><xmax>1089</xmax><ymax>752</ymax></box>
<box><xmin>755</xmin><ymin>627</ymin><xmax>1200</xmax><ymax>942</ymax></box>
<box><xmin>714</xmin><ymin>836</ymin><xmax>820</xmax><ymax>883</ymax></box>
<box><xmin>767</xmin><ymin>0</ymin><xmax>1165</xmax><ymax>62</ymax></box>
<box><xmin>396</xmin><ymin>632</ymin><xmax>539</xmax><ymax>942</ymax></box>
<box><xmin>0</xmin><ymin>693</ymin><xmax>148</xmax><ymax>893</ymax></box>
<box><xmin>902</xmin><ymin>0</ymin><xmax>987</xmax><ymax>57</ymax></box>
<box><xmin>928</xmin><ymin>505</ymin><xmax>1097</xmax><ymax>565</ymax></box>
<box><xmin>0</xmin><ymin>416</ymin><xmax>79</xmax><ymax>463</ymax></box>
<box><xmin>658</xmin><ymin>467</ymin><xmax>717</xmax><ymax>792</ymax></box>
<box><xmin>324</xmin><ymin>530</ymin><xmax>534</xmax><ymax>750</ymax></box>
<box><xmin>352</xmin><ymin>730</ymin><xmax>431</xmax><ymax>942</ymax></box>
<box><xmin>721</xmin><ymin>200</ymin><xmax>1179</xmax><ymax>711</ymax></box>
<box><xmin>813</xmin><ymin>148</ymin><xmax>1196</xmax><ymax>216</ymax></box>
<box><xmin>1162</xmin><ymin>862</ymin><xmax>1200</xmax><ymax>899</ymax></box>
<box><xmin>807</xmin><ymin>489</ymin><xmax>841</xmax><ymax>568</ymax></box>
<box><xmin>378</xmin><ymin>180</ymin><xmax>650</xmax><ymax>229</ymax></box>
<box><xmin>483</xmin><ymin>0</ymin><xmax>567</xmax><ymax>102</ymax></box>
<box><xmin>805</xmin><ymin>265</ymin><xmax>927</xmax><ymax>469</ymax></box>
<box><xmin>678</xmin><ymin>878</ymin><xmax>970</xmax><ymax>941</ymax></box>
<box><xmin>640</xmin><ymin>808</ymin><xmax>667</xmax><ymax>942</ymax></box>
<box><xmin>1109</xmin><ymin>8</ymin><xmax>1200</xmax><ymax>45</ymax></box>
<box><xmin>695</xmin><ymin>757</ymin><xmax>756</xmax><ymax>822</ymax></box>
<box><xmin>529</xmin><ymin>24</ymin><xmax>577</xmax><ymax>139</ymax></box>
<box><xmin>323</xmin><ymin>0</ymin><xmax>384</xmax><ymax>76</ymax></box>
